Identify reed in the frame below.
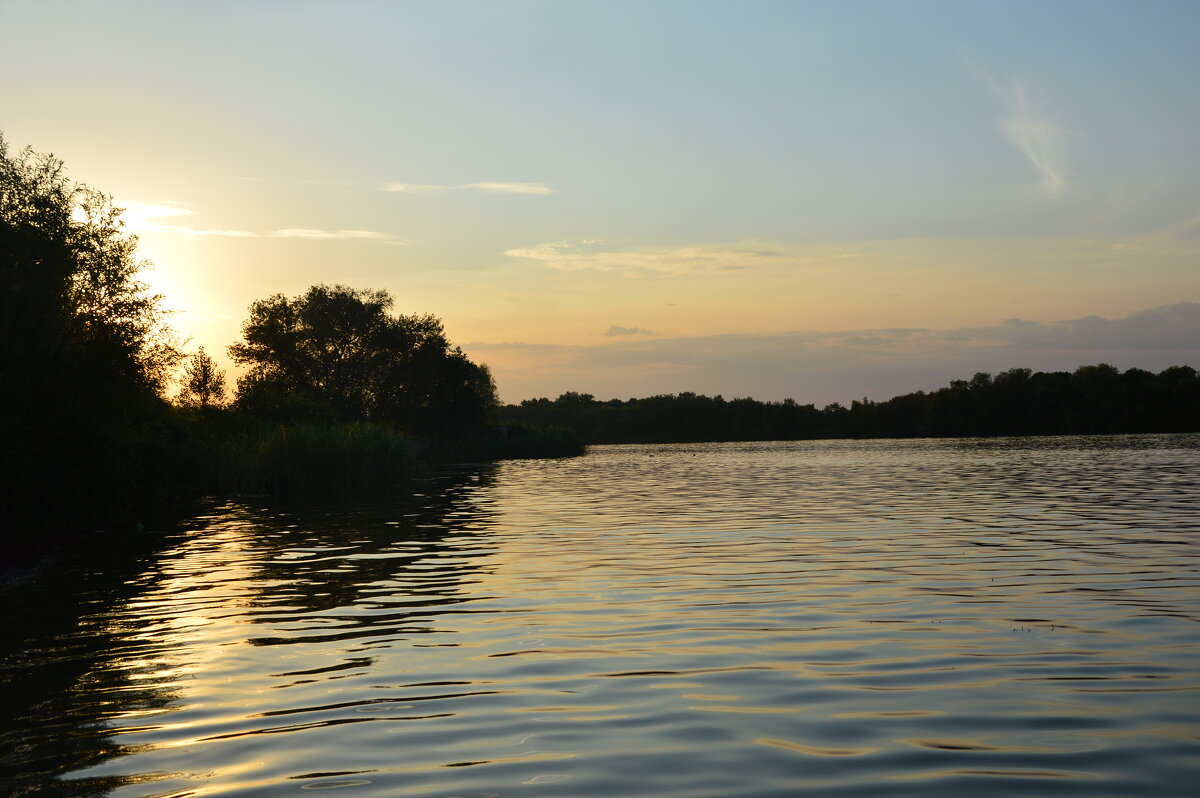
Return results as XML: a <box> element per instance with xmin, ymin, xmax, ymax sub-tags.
<box><xmin>424</xmin><ymin>425</ymin><xmax>585</xmax><ymax>463</ymax></box>
<box><xmin>211</xmin><ymin>421</ymin><xmax>419</xmax><ymax>496</ymax></box>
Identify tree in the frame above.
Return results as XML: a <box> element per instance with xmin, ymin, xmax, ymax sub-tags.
<box><xmin>177</xmin><ymin>347</ymin><xmax>227</xmax><ymax>408</ymax></box>
<box><xmin>1</xmin><ymin>133</ymin><xmax>182</xmax><ymax>540</ymax></box>
<box><xmin>229</xmin><ymin>284</ymin><xmax>497</xmax><ymax>434</ymax></box>
<box><xmin>2</xmin><ymin>136</ymin><xmax>180</xmax><ymax>393</ymax></box>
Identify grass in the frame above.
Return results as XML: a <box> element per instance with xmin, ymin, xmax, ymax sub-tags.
<box><xmin>195</xmin><ymin>420</ymin><xmax>583</xmax><ymax>497</ymax></box>
<box><xmin>208</xmin><ymin>421</ymin><xmax>420</xmax><ymax>497</ymax></box>
<box><xmin>424</xmin><ymin>425</ymin><xmax>585</xmax><ymax>463</ymax></box>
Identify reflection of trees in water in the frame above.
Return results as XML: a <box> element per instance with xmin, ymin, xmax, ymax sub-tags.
<box><xmin>0</xmin><ymin>466</ymin><xmax>499</xmax><ymax>796</ymax></box>
<box><xmin>0</xmin><ymin>535</ymin><xmax>186</xmax><ymax>797</ymax></box>
<box><xmin>241</xmin><ymin>464</ymin><xmax>500</xmax><ymax>627</ymax></box>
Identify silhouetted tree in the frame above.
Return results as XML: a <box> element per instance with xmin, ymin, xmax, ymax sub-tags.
<box><xmin>1</xmin><ymin>137</ymin><xmax>179</xmax><ymax>394</ymax></box>
<box><xmin>501</xmin><ymin>364</ymin><xmax>1199</xmax><ymax>444</ymax></box>
<box><xmin>1</xmin><ymin>133</ymin><xmax>183</xmax><ymax>542</ymax></box>
<box><xmin>229</xmin><ymin>284</ymin><xmax>497</xmax><ymax>434</ymax></box>
<box><xmin>177</xmin><ymin>347</ymin><xmax>227</xmax><ymax>408</ymax></box>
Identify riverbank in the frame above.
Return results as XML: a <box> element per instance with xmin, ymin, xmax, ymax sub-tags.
<box><xmin>1</xmin><ymin>417</ymin><xmax>582</xmax><ymax>572</ymax></box>
<box><xmin>191</xmin><ymin>419</ymin><xmax>583</xmax><ymax>497</ymax></box>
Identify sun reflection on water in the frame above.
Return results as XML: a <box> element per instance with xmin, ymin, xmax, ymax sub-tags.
<box><xmin>1</xmin><ymin>438</ymin><xmax>1197</xmax><ymax>796</ymax></box>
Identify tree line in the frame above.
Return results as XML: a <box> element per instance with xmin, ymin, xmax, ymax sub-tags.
<box><xmin>501</xmin><ymin>364</ymin><xmax>1200</xmax><ymax>444</ymax></box>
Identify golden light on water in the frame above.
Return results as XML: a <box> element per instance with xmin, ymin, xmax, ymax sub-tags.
<box><xmin>5</xmin><ymin>439</ymin><xmax>1199</xmax><ymax>794</ymax></box>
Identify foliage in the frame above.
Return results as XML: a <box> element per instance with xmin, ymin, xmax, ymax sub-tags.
<box><xmin>0</xmin><ymin>138</ymin><xmax>180</xmax><ymax>397</ymax></box>
<box><xmin>1</xmin><ymin>134</ymin><xmax>183</xmax><ymax>544</ymax></box>
<box><xmin>424</xmin><ymin>424</ymin><xmax>584</xmax><ymax>462</ymax></box>
<box><xmin>501</xmin><ymin>365</ymin><xmax>1200</xmax><ymax>444</ymax></box>
<box><xmin>229</xmin><ymin>284</ymin><xmax>497</xmax><ymax>435</ymax></box>
<box><xmin>176</xmin><ymin>347</ymin><xmax>227</xmax><ymax>408</ymax></box>
<box><xmin>208</xmin><ymin>421</ymin><xmax>418</xmax><ymax>497</ymax></box>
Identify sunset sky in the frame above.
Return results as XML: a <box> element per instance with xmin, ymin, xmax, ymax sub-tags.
<box><xmin>3</xmin><ymin>0</ymin><xmax>1197</xmax><ymax>405</ymax></box>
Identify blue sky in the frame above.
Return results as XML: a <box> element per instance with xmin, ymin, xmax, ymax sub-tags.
<box><xmin>2</xmin><ymin>0</ymin><xmax>1197</xmax><ymax>403</ymax></box>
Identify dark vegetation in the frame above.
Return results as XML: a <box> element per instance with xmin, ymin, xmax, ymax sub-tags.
<box><xmin>2</xmin><ymin>135</ymin><xmax>185</xmax><ymax>551</ymax></box>
<box><xmin>501</xmin><ymin>365</ymin><xmax>1200</xmax><ymax>444</ymax></box>
<box><xmin>228</xmin><ymin>284</ymin><xmax>497</xmax><ymax>436</ymax></box>
<box><xmin>0</xmin><ymin>136</ymin><xmax>578</xmax><ymax>558</ymax></box>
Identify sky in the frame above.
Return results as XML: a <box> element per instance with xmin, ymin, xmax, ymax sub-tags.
<box><xmin>2</xmin><ymin>0</ymin><xmax>1198</xmax><ymax>405</ymax></box>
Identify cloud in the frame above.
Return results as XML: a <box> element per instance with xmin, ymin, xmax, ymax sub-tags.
<box><xmin>999</xmin><ymin>90</ymin><xmax>1064</xmax><ymax>192</ymax></box>
<box><xmin>382</xmin><ymin>181</ymin><xmax>555</xmax><ymax>195</ymax></box>
<box><xmin>468</xmin><ymin>303</ymin><xmax>1200</xmax><ymax>404</ymax></box>
<box><xmin>382</xmin><ymin>183</ymin><xmax>452</xmax><ymax>193</ymax></box>
<box><xmin>117</xmin><ymin>200</ymin><xmax>193</xmax><ymax>224</ymax></box>
<box><xmin>267</xmin><ymin>228</ymin><xmax>397</xmax><ymax>241</ymax></box>
<box><xmin>170</xmin><ymin>227</ymin><xmax>258</xmax><ymax>238</ymax></box>
<box><xmin>115</xmin><ymin>200</ymin><xmax>398</xmax><ymax>242</ymax></box>
<box><xmin>503</xmin><ymin>240</ymin><xmax>794</xmax><ymax>276</ymax></box>
<box><xmin>955</xmin><ymin>302</ymin><xmax>1200</xmax><ymax>351</ymax></box>
<box><xmin>115</xmin><ymin>200</ymin><xmax>254</xmax><ymax>237</ymax></box>
<box><xmin>603</xmin><ymin>325</ymin><xmax>654</xmax><ymax>337</ymax></box>
<box><xmin>966</xmin><ymin>60</ymin><xmax>1065</xmax><ymax>193</ymax></box>
<box><xmin>468</xmin><ymin>182</ymin><xmax>554</xmax><ymax>195</ymax></box>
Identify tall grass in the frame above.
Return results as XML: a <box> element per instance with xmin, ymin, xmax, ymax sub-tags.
<box><xmin>425</xmin><ymin>425</ymin><xmax>585</xmax><ymax>462</ymax></box>
<box><xmin>209</xmin><ymin>422</ymin><xmax>419</xmax><ymax>496</ymax></box>
<box><xmin>178</xmin><ymin>415</ymin><xmax>583</xmax><ymax>498</ymax></box>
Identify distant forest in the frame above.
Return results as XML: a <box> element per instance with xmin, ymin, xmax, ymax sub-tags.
<box><xmin>501</xmin><ymin>365</ymin><xmax>1200</xmax><ymax>444</ymax></box>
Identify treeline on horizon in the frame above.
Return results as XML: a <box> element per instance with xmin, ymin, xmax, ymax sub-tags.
<box><xmin>501</xmin><ymin>364</ymin><xmax>1200</xmax><ymax>444</ymax></box>
<box><xmin>1</xmin><ymin>135</ymin><xmax>578</xmax><ymax>554</ymax></box>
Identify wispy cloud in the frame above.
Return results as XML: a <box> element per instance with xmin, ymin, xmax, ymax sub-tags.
<box><xmin>173</xmin><ymin>227</ymin><xmax>258</xmax><ymax>238</ymax></box>
<box><xmin>603</xmin><ymin>325</ymin><xmax>654</xmax><ymax>337</ymax></box>
<box><xmin>381</xmin><ymin>183</ymin><xmax>453</xmax><ymax>194</ymax></box>
<box><xmin>468</xmin><ymin>182</ymin><xmax>554</xmax><ymax>195</ymax></box>
<box><xmin>966</xmin><ymin>58</ymin><xmax>1066</xmax><ymax>193</ymax></box>
<box><xmin>999</xmin><ymin>85</ymin><xmax>1064</xmax><ymax>192</ymax></box>
<box><xmin>117</xmin><ymin>201</ymin><xmax>256</xmax><ymax>238</ymax></box>
<box><xmin>118</xmin><ymin>200</ymin><xmax>192</xmax><ymax>225</ymax></box>
<box><xmin>382</xmin><ymin>181</ymin><xmax>555</xmax><ymax>195</ymax></box>
<box><xmin>116</xmin><ymin>200</ymin><xmax>398</xmax><ymax>242</ymax></box>
<box><xmin>504</xmin><ymin>240</ymin><xmax>793</xmax><ymax>276</ymax></box>
<box><xmin>267</xmin><ymin>228</ymin><xmax>396</xmax><ymax>241</ymax></box>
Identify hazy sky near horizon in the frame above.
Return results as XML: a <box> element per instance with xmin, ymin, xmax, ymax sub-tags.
<box><xmin>3</xmin><ymin>0</ymin><xmax>1198</xmax><ymax>404</ymax></box>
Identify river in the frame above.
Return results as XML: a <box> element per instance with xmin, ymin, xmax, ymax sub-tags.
<box><xmin>3</xmin><ymin>436</ymin><xmax>1198</xmax><ymax>797</ymax></box>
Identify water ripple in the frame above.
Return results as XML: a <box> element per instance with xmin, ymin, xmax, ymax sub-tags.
<box><xmin>2</xmin><ymin>436</ymin><xmax>1198</xmax><ymax>796</ymax></box>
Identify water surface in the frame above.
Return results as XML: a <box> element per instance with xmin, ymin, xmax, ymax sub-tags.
<box><xmin>3</xmin><ymin>436</ymin><xmax>1199</xmax><ymax>796</ymax></box>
